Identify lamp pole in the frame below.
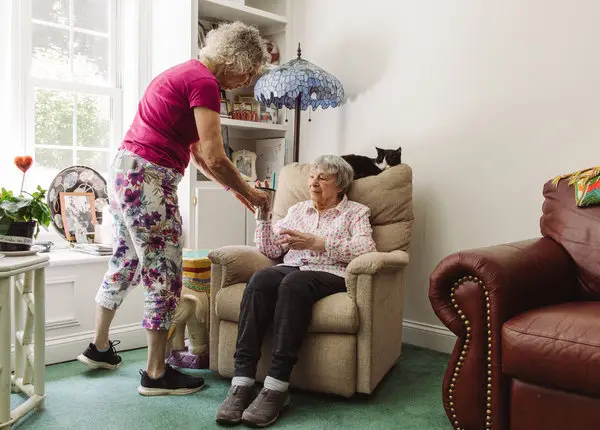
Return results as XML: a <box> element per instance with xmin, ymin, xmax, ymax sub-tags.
<box><xmin>293</xmin><ymin>94</ymin><xmax>301</xmax><ymax>162</ymax></box>
<box><xmin>292</xmin><ymin>43</ymin><xmax>302</xmax><ymax>163</ymax></box>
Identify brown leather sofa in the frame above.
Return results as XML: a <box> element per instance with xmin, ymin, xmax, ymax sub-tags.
<box><xmin>428</xmin><ymin>176</ymin><xmax>600</xmax><ymax>430</ymax></box>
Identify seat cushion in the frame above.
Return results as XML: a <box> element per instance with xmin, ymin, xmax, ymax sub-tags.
<box><xmin>215</xmin><ymin>283</ymin><xmax>359</xmax><ymax>334</ymax></box>
<box><xmin>502</xmin><ymin>302</ymin><xmax>600</xmax><ymax>397</ymax></box>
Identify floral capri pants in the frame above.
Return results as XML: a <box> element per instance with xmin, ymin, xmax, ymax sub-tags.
<box><xmin>95</xmin><ymin>149</ymin><xmax>183</xmax><ymax>330</ymax></box>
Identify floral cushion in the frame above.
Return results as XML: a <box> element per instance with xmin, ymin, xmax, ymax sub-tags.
<box><xmin>552</xmin><ymin>167</ymin><xmax>600</xmax><ymax>208</ymax></box>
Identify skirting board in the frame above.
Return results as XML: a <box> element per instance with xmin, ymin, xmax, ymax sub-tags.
<box><xmin>45</xmin><ymin>323</ymin><xmax>147</xmax><ymax>365</ymax></box>
<box><xmin>47</xmin><ymin>319</ymin><xmax>456</xmax><ymax>364</ymax></box>
<box><xmin>402</xmin><ymin>319</ymin><xmax>456</xmax><ymax>354</ymax></box>
<box><xmin>33</xmin><ymin>319</ymin><xmax>453</xmax><ymax>365</ymax></box>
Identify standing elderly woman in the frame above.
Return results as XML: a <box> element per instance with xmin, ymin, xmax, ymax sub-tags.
<box><xmin>216</xmin><ymin>155</ymin><xmax>378</xmax><ymax>427</ymax></box>
<box><xmin>76</xmin><ymin>21</ymin><xmax>270</xmax><ymax>396</ymax></box>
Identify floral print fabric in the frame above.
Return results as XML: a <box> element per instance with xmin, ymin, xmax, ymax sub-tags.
<box><xmin>95</xmin><ymin>149</ymin><xmax>183</xmax><ymax>330</ymax></box>
<box><xmin>255</xmin><ymin>195</ymin><xmax>377</xmax><ymax>278</ymax></box>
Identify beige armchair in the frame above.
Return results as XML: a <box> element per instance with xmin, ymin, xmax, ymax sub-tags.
<box><xmin>208</xmin><ymin>162</ymin><xmax>413</xmax><ymax>397</ymax></box>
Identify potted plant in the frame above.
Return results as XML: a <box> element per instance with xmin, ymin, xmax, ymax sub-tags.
<box><xmin>0</xmin><ymin>156</ymin><xmax>52</xmax><ymax>252</ymax></box>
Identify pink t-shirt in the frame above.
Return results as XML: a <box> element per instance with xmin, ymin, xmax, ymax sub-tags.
<box><xmin>121</xmin><ymin>60</ymin><xmax>221</xmax><ymax>175</ymax></box>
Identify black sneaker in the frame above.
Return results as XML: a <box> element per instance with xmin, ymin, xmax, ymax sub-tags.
<box><xmin>137</xmin><ymin>364</ymin><xmax>205</xmax><ymax>396</ymax></box>
<box><xmin>77</xmin><ymin>340</ymin><xmax>122</xmax><ymax>370</ymax></box>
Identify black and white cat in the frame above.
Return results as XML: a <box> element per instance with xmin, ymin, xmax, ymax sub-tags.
<box><xmin>342</xmin><ymin>147</ymin><xmax>402</xmax><ymax>180</ymax></box>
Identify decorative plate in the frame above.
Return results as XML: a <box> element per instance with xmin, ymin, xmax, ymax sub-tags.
<box><xmin>47</xmin><ymin>165</ymin><xmax>109</xmax><ymax>240</ymax></box>
<box><xmin>0</xmin><ymin>245</ymin><xmax>43</xmax><ymax>257</ymax></box>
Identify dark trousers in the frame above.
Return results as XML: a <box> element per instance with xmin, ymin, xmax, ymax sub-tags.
<box><xmin>234</xmin><ymin>266</ymin><xmax>346</xmax><ymax>382</ymax></box>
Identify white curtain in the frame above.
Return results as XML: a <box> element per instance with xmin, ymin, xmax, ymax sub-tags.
<box><xmin>0</xmin><ymin>0</ymin><xmax>21</xmax><ymax>193</ymax></box>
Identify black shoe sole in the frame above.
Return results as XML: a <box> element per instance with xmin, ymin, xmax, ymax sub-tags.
<box><xmin>77</xmin><ymin>354</ymin><xmax>121</xmax><ymax>370</ymax></box>
<box><xmin>137</xmin><ymin>381</ymin><xmax>205</xmax><ymax>396</ymax></box>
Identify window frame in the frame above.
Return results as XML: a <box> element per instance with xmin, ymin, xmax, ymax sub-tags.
<box><xmin>15</xmin><ymin>0</ymin><xmax>129</xmax><ymax>244</ymax></box>
<box><xmin>22</xmin><ymin>0</ymin><xmax>123</xmax><ymax>177</ymax></box>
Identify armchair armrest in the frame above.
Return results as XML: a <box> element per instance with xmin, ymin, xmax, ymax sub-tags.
<box><xmin>209</xmin><ymin>245</ymin><xmax>277</xmax><ymax>371</ymax></box>
<box><xmin>346</xmin><ymin>250</ymin><xmax>410</xmax><ymax>275</ymax></box>
<box><xmin>345</xmin><ymin>250</ymin><xmax>409</xmax><ymax>302</ymax></box>
<box><xmin>208</xmin><ymin>245</ymin><xmax>278</xmax><ymax>287</ymax></box>
<box><xmin>428</xmin><ymin>237</ymin><xmax>578</xmax><ymax>430</ymax></box>
<box><xmin>430</xmin><ymin>237</ymin><xmax>577</xmax><ymax>333</ymax></box>
<box><xmin>345</xmin><ymin>250</ymin><xmax>409</xmax><ymax>394</ymax></box>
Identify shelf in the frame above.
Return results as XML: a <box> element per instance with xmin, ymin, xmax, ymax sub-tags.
<box><xmin>221</xmin><ymin>117</ymin><xmax>287</xmax><ymax>131</ymax></box>
<box><xmin>198</xmin><ymin>0</ymin><xmax>287</xmax><ymax>29</ymax></box>
<box><xmin>48</xmin><ymin>249</ymin><xmax>111</xmax><ymax>267</ymax></box>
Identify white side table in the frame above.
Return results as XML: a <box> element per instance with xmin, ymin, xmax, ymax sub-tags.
<box><xmin>0</xmin><ymin>254</ymin><xmax>49</xmax><ymax>429</ymax></box>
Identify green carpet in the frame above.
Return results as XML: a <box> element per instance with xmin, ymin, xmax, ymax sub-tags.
<box><xmin>11</xmin><ymin>344</ymin><xmax>451</xmax><ymax>430</ymax></box>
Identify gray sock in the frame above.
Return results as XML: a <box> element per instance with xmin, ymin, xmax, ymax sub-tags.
<box><xmin>263</xmin><ymin>376</ymin><xmax>289</xmax><ymax>392</ymax></box>
<box><xmin>232</xmin><ymin>376</ymin><xmax>255</xmax><ymax>387</ymax></box>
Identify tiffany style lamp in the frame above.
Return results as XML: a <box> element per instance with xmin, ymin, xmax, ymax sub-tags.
<box><xmin>254</xmin><ymin>43</ymin><xmax>344</xmax><ymax>162</ymax></box>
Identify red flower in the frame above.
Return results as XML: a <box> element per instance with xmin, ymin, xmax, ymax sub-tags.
<box><xmin>14</xmin><ymin>156</ymin><xmax>33</xmax><ymax>173</ymax></box>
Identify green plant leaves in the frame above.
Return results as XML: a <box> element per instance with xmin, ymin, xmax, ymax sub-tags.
<box><xmin>0</xmin><ymin>185</ymin><xmax>52</xmax><ymax>238</ymax></box>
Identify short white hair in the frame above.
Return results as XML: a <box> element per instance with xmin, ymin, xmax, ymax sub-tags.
<box><xmin>310</xmin><ymin>155</ymin><xmax>354</xmax><ymax>195</ymax></box>
<box><xmin>198</xmin><ymin>21</ymin><xmax>270</xmax><ymax>76</ymax></box>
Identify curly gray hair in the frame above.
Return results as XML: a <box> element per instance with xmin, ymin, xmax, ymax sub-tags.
<box><xmin>198</xmin><ymin>21</ymin><xmax>270</xmax><ymax>77</ymax></box>
<box><xmin>310</xmin><ymin>155</ymin><xmax>355</xmax><ymax>196</ymax></box>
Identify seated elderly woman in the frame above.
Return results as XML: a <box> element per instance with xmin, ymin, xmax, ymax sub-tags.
<box><xmin>216</xmin><ymin>155</ymin><xmax>377</xmax><ymax>427</ymax></box>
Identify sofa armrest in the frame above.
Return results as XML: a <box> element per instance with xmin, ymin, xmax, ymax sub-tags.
<box><xmin>208</xmin><ymin>245</ymin><xmax>277</xmax><ymax>287</ymax></box>
<box><xmin>429</xmin><ymin>238</ymin><xmax>577</xmax><ymax>333</ymax></box>
<box><xmin>346</xmin><ymin>250</ymin><xmax>409</xmax><ymax>275</ymax></box>
<box><xmin>428</xmin><ymin>237</ymin><xmax>578</xmax><ymax>430</ymax></box>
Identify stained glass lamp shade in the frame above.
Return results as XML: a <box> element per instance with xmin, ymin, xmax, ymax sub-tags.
<box><xmin>254</xmin><ymin>44</ymin><xmax>344</xmax><ymax>162</ymax></box>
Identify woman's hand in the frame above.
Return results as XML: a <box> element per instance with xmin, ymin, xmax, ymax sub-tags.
<box><xmin>227</xmin><ymin>187</ymin><xmax>269</xmax><ymax>214</ymax></box>
<box><xmin>279</xmin><ymin>229</ymin><xmax>326</xmax><ymax>251</ymax></box>
<box><xmin>247</xmin><ymin>188</ymin><xmax>270</xmax><ymax>212</ymax></box>
<box><xmin>230</xmin><ymin>191</ymin><xmax>256</xmax><ymax>213</ymax></box>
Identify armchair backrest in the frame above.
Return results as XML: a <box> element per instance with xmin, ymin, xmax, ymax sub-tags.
<box><xmin>272</xmin><ymin>162</ymin><xmax>414</xmax><ymax>252</ymax></box>
<box><xmin>541</xmin><ymin>178</ymin><xmax>600</xmax><ymax>299</ymax></box>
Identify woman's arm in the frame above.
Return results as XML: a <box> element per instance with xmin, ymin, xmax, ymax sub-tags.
<box><xmin>191</xmin><ymin>107</ymin><xmax>268</xmax><ymax>212</ymax></box>
<box><xmin>255</xmin><ymin>220</ymin><xmax>286</xmax><ymax>259</ymax></box>
<box><xmin>191</xmin><ymin>107</ymin><xmax>251</xmax><ymax>193</ymax></box>
<box><xmin>325</xmin><ymin>207</ymin><xmax>377</xmax><ymax>263</ymax></box>
<box><xmin>254</xmin><ymin>205</ymin><xmax>299</xmax><ymax>259</ymax></box>
<box><xmin>278</xmin><ymin>205</ymin><xmax>376</xmax><ymax>262</ymax></box>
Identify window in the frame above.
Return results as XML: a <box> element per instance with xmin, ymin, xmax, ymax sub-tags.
<box><xmin>26</xmin><ymin>0</ymin><xmax>122</xmax><ymax>190</ymax></box>
<box><xmin>0</xmin><ymin>0</ymin><xmax>148</xmax><ymax>244</ymax></box>
<box><xmin>0</xmin><ymin>0</ymin><xmax>148</xmax><ymax>243</ymax></box>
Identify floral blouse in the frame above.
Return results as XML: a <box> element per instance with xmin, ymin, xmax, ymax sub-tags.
<box><xmin>255</xmin><ymin>195</ymin><xmax>377</xmax><ymax>277</ymax></box>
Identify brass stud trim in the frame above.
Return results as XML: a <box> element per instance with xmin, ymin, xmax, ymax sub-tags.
<box><xmin>447</xmin><ymin>275</ymin><xmax>493</xmax><ymax>430</ymax></box>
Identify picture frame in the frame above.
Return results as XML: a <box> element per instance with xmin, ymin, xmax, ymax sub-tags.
<box><xmin>231</xmin><ymin>149</ymin><xmax>257</xmax><ymax>181</ymax></box>
<box><xmin>59</xmin><ymin>191</ymin><xmax>98</xmax><ymax>243</ymax></box>
<box><xmin>256</xmin><ymin>138</ymin><xmax>285</xmax><ymax>182</ymax></box>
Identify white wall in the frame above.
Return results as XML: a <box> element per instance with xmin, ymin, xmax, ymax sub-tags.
<box><xmin>291</xmin><ymin>1</ymin><xmax>600</xmax><ymax>337</ymax></box>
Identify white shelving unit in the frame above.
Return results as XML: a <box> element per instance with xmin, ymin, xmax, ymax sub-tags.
<box><xmin>198</xmin><ymin>0</ymin><xmax>287</xmax><ymax>28</ymax></box>
<box><xmin>150</xmin><ymin>0</ymin><xmax>293</xmax><ymax>250</ymax></box>
<box><xmin>221</xmin><ymin>117</ymin><xmax>287</xmax><ymax>131</ymax></box>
